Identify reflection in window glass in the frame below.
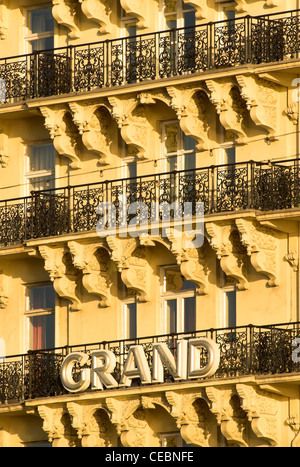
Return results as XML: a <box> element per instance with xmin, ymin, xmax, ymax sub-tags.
<box><xmin>29</xmin><ymin>9</ymin><xmax>54</xmax><ymax>34</ymax></box>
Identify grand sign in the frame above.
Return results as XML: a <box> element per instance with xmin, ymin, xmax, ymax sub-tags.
<box><xmin>60</xmin><ymin>338</ymin><xmax>220</xmax><ymax>393</ymax></box>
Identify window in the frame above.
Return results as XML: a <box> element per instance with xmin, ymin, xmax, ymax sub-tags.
<box><xmin>161</xmin><ymin>266</ymin><xmax>196</xmax><ymax>335</ymax></box>
<box><xmin>26</xmin><ymin>284</ymin><xmax>55</xmax><ymax>351</ymax></box>
<box><xmin>160</xmin><ymin>432</ymin><xmax>184</xmax><ymax>447</ymax></box>
<box><xmin>124</xmin><ymin>302</ymin><xmax>137</xmax><ymax>340</ymax></box>
<box><xmin>161</xmin><ymin>121</ymin><xmax>196</xmax><ymax>173</ymax></box>
<box><xmin>25</xmin><ymin>7</ymin><xmax>54</xmax><ymax>52</ymax></box>
<box><xmin>26</xmin><ymin>143</ymin><xmax>55</xmax><ymax>192</ymax></box>
<box><xmin>162</xmin><ymin>0</ymin><xmax>195</xmax><ymax>30</ymax></box>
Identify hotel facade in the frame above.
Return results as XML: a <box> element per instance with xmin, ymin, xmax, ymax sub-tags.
<box><xmin>1</xmin><ymin>0</ymin><xmax>300</xmax><ymax>448</ymax></box>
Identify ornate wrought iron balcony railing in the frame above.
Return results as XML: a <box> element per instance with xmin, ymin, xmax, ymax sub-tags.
<box><xmin>1</xmin><ymin>322</ymin><xmax>300</xmax><ymax>405</ymax></box>
<box><xmin>0</xmin><ymin>9</ymin><xmax>300</xmax><ymax>104</ymax></box>
<box><xmin>0</xmin><ymin>157</ymin><xmax>300</xmax><ymax>246</ymax></box>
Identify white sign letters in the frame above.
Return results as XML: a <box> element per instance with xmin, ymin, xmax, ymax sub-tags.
<box><xmin>60</xmin><ymin>338</ymin><xmax>220</xmax><ymax>394</ymax></box>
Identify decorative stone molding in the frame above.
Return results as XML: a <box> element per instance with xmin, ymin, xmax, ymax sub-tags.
<box><xmin>167</xmin><ymin>86</ymin><xmax>212</xmax><ymax>150</ymax></box>
<box><xmin>52</xmin><ymin>0</ymin><xmax>80</xmax><ymax>39</ymax></box>
<box><xmin>205</xmin><ymin>387</ymin><xmax>249</xmax><ymax>447</ymax></box>
<box><xmin>40</xmin><ymin>106</ymin><xmax>81</xmax><ymax>169</ymax></box>
<box><xmin>206</xmin><ymin>222</ymin><xmax>249</xmax><ymax>290</ymax></box>
<box><xmin>68</xmin><ymin>240</ymin><xmax>112</xmax><ymax>307</ymax></box>
<box><xmin>166</xmin><ymin>229</ymin><xmax>210</xmax><ymax>295</ymax></box>
<box><xmin>0</xmin><ymin>1</ymin><xmax>8</xmax><ymax>40</ymax></box>
<box><xmin>69</xmin><ymin>102</ymin><xmax>114</xmax><ymax>165</ymax></box>
<box><xmin>206</xmin><ymin>79</ymin><xmax>248</xmax><ymax>142</ymax></box>
<box><xmin>284</xmin><ymin>104</ymin><xmax>299</xmax><ymax>126</ymax></box>
<box><xmin>38</xmin><ymin>405</ymin><xmax>79</xmax><ymax>447</ymax></box>
<box><xmin>184</xmin><ymin>1</ymin><xmax>207</xmax><ymax>19</ymax></box>
<box><xmin>284</xmin><ymin>251</ymin><xmax>299</xmax><ymax>272</ymax></box>
<box><xmin>120</xmin><ymin>0</ymin><xmax>150</xmax><ymax>29</ymax></box>
<box><xmin>236</xmin><ymin>383</ymin><xmax>280</xmax><ymax>446</ymax></box>
<box><xmin>236</xmin><ymin>74</ymin><xmax>279</xmax><ymax>136</ymax></box>
<box><xmin>67</xmin><ymin>402</ymin><xmax>114</xmax><ymax>447</ymax></box>
<box><xmin>79</xmin><ymin>0</ymin><xmax>112</xmax><ymax>34</ymax></box>
<box><xmin>235</xmin><ymin>218</ymin><xmax>280</xmax><ymax>287</ymax></box>
<box><xmin>0</xmin><ymin>130</ymin><xmax>8</xmax><ymax>168</ymax></box>
<box><xmin>39</xmin><ymin>245</ymin><xmax>81</xmax><ymax>311</ymax></box>
<box><xmin>106</xmin><ymin>237</ymin><xmax>152</xmax><ymax>301</ymax></box>
<box><xmin>0</xmin><ymin>287</ymin><xmax>8</xmax><ymax>309</ymax></box>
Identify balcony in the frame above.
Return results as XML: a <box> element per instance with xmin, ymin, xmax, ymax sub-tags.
<box><xmin>1</xmin><ymin>321</ymin><xmax>300</xmax><ymax>405</ymax></box>
<box><xmin>0</xmin><ymin>158</ymin><xmax>299</xmax><ymax>246</ymax></box>
<box><xmin>0</xmin><ymin>10</ymin><xmax>300</xmax><ymax>104</ymax></box>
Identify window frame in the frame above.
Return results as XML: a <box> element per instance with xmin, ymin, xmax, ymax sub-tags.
<box><xmin>23</xmin><ymin>4</ymin><xmax>55</xmax><ymax>54</ymax></box>
<box><xmin>160</xmin><ymin>265</ymin><xmax>196</xmax><ymax>335</ymax></box>
<box><xmin>160</xmin><ymin>120</ymin><xmax>196</xmax><ymax>173</ymax></box>
<box><xmin>25</xmin><ymin>141</ymin><xmax>56</xmax><ymax>194</ymax></box>
<box><xmin>24</xmin><ymin>282</ymin><xmax>56</xmax><ymax>352</ymax></box>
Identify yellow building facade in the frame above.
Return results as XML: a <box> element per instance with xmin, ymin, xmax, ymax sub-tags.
<box><xmin>1</xmin><ymin>0</ymin><xmax>300</xmax><ymax>448</ymax></box>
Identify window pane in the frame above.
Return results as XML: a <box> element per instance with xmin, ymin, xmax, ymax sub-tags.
<box><xmin>30</xmin><ymin>145</ymin><xmax>55</xmax><ymax>172</ymax></box>
<box><xmin>226</xmin><ymin>291</ymin><xmax>236</xmax><ymax>328</ymax></box>
<box><xmin>30</xmin><ymin>286</ymin><xmax>55</xmax><ymax>310</ymax></box>
<box><xmin>165</xmin><ymin>124</ymin><xmax>178</xmax><ymax>154</ymax></box>
<box><xmin>127</xmin><ymin>303</ymin><xmax>137</xmax><ymax>339</ymax></box>
<box><xmin>30</xmin><ymin>314</ymin><xmax>55</xmax><ymax>350</ymax></box>
<box><xmin>29</xmin><ymin>9</ymin><xmax>54</xmax><ymax>34</ymax></box>
<box><xmin>166</xmin><ymin>299</ymin><xmax>177</xmax><ymax>334</ymax></box>
<box><xmin>30</xmin><ymin>37</ymin><xmax>54</xmax><ymax>52</ymax></box>
<box><xmin>184</xmin><ymin>9</ymin><xmax>195</xmax><ymax>28</ymax></box>
<box><xmin>29</xmin><ymin>176</ymin><xmax>54</xmax><ymax>191</ymax></box>
<box><xmin>184</xmin><ymin>296</ymin><xmax>196</xmax><ymax>332</ymax></box>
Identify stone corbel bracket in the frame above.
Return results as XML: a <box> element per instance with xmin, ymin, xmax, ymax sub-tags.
<box><xmin>38</xmin><ymin>405</ymin><xmax>78</xmax><ymax>447</ymax></box>
<box><xmin>166</xmin><ymin>229</ymin><xmax>210</xmax><ymax>295</ymax></box>
<box><xmin>68</xmin><ymin>240</ymin><xmax>112</xmax><ymax>307</ymax></box>
<box><xmin>79</xmin><ymin>0</ymin><xmax>112</xmax><ymax>34</ymax></box>
<box><xmin>108</xmin><ymin>96</ymin><xmax>151</xmax><ymax>159</ymax></box>
<box><xmin>236</xmin><ymin>75</ymin><xmax>279</xmax><ymax>136</ymax></box>
<box><xmin>184</xmin><ymin>0</ymin><xmax>207</xmax><ymax>19</ymax></box>
<box><xmin>205</xmin><ymin>386</ymin><xmax>249</xmax><ymax>447</ymax></box>
<box><xmin>40</xmin><ymin>105</ymin><xmax>81</xmax><ymax>169</ymax></box>
<box><xmin>236</xmin><ymin>383</ymin><xmax>280</xmax><ymax>446</ymax></box>
<box><xmin>52</xmin><ymin>0</ymin><xmax>80</xmax><ymax>39</ymax></box>
<box><xmin>205</xmin><ymin>79</ymin><xmax>247</xmax><ymax>143</ymax></box>
<box><xmin>120</xmin><ymin>0</ymin><xmax>149</xmax><ymax>29</ymax></box>
<box><xmin>0</xmin><ymin>1</ymin><xmax>8</xmax><ymax>40</ymax></box>
<box><xmin>206</xmin><ymin>222</ymin><xmax>249</xmax><ymax>290</ymax></box>
<box><xmin>106</xmin><ymin>236</ymin><xmax>152</xmax><ymax>302</ymax></box>
<box><xmin>167</xmin><ymin>85</ymin><xmax>212</xmax><ymax>151</ymax></box>
<box><xmin>39</xmin><ymin>245</ymin><xmax>81</xmax><ymax>311</ymax></box>
<box><xmin>69</xmin><ymin>101</ymin><xmax>114</xmax><ymax>165</ymax></box>
<box><xmin>0</xmin><ymin>130</ymin><xmax>8</xmax><ymax>167</ymax></box>
<box><xmin>235</xmin><ymin>218</ymin><xmax>280</xmax><ymax>287</ymax></box>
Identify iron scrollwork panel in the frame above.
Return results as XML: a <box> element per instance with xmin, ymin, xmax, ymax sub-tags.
<box><xmin>177</xmin><ymin>27</ymin><xmax>209</xmax><ymax>74</ymax></box>
<box><xmin>216</xmin><ymin>165</ymin><xmax>249</xmax><ymax>211</ymax></box>
<box><xmin>74</xmin><ymin>44</ymin><xmax>105</xmax><ymax>92</ymax></box>
<box><xmin>73</xmin><ymin>186</ymin><xmax>104</xmax><ymax>232</ymax></box>
<box><xmin>126</xmin><ymin>36</ymin><xmax>156</xmax><ymax>83</ymax></box>
<box><xmin>214</xmin><ymin>20</ymin><xmax>246</xmax><ymax>67</ymax></box>
<box><xmin>0</xmin><ymin>59</ymin><xmax>28</xmax><ymax>103</ymax></box>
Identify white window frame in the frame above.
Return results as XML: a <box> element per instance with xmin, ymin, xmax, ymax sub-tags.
<box><xmin>160</xmin><ymin>120</ymin><xmax>196</xmax><ymax>173</ymax></box>
<box><xmin>24</xmin><ymin>283</ymin><xmax>56</xmax><ymax>352</ymax></box>
<box><xmin>160</xmin><ymin>0</ymin><xmax>196</xmax><ymax>29</ymax></box>
<box><xmin>23</xmin><ymin>4</ymin><xmax>55</xmax><ymax>54</ymax></box>
<box><xmin>25</xmin><ymin>141</ymin><xmax>55</xmax><ymax>195</ymax></box>
<box><xmin>160</xmin><ymin>265</ymin><xmax>196</xmax><ymax>335</ymax></box>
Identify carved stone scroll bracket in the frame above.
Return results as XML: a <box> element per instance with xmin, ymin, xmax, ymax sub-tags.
<box><xmin>0</xmin><ymin>130</ymin><xmax>9</xmax><ymax>167</ymax></box>
<box><xmin>184</xmin><ymin>0</ymin><xmax>207</xmax><ymax>19</ymax></box>
<box><xmin>284</xmin><ymin>251</ymin><xmax>299</xmax><ymax>272</ymax></box>
<box><xmin>69</xmin><ymin>102</ymin><xmax>114</xmax><ymax>165</ymax></box>
<box><xmin>235</xmin><ymin>218</ymin><xmax>280</xmax><ymax>287</ymax></box>
<box><xmin>38</xmin><ymin>405</ymin><xmax>79</xmax><ymax>447</ymax></box>
<box><xmin>39</xmin><ymin>245</ymin><xmax>82</xmax><ymax>311</ymax></box>
<box><xmin>167</xmin><ymin>85</ymin><xmax>212</xmax><ymax>151</ymax></box>
<box><xmin>106</xmin><ymin>237</ymin><xmax>152</xmax><ymax>302</ymax></box>
<box><xmin>205</xmin><ymin>79</ymin><xmax>248</xmax><ymax>142</ymax></box>
<box><xmin>120</xmin><ymin>0</ymin><xmax>151</xmax><ymax>29</ymax></box>
<box><xmin>236</xmin><ymin>383</ymin><xmax>280</xmax><ymax>446</ymax></box>
<box><xmin>0</xmin><ymin>1</ymin><xmax>8</xmax><ymax>40</ymax></box>
<box><xmin>165</xmin><ymin>229</ymin><xmax>210</xmax><ymax>295</ymax></box>
<box><xmin>236</xmin><ymin>74</ymin><xmax>279</xmax><ymax>136</ymax></box>
<box><xmin>206</xmin><ymin>222</ymin><xmax>249</xmax><ymax>290</ymax></box>
<box><xmin>68</xmin><ymin>240</ymin><xmax>112</xmax><ymax>307</ymax></box>
<box><xmin>79</xmin><ymin>0</ymin><xmax>112</xmax><ymax>34</ymax></box>
<box><xmin>205</xmin><ymin>386</ymin><xmax>249</xmax><ymax>447</ymax></box>
<box><xmin>52</xmin><ymin>0</ymin><xmax>80</xmax><ymax>39</ymax></box>
<box><xmin>40</xmin><ymin>105</ymin><xmax>81</xmax><ymax>169</ymax></box>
